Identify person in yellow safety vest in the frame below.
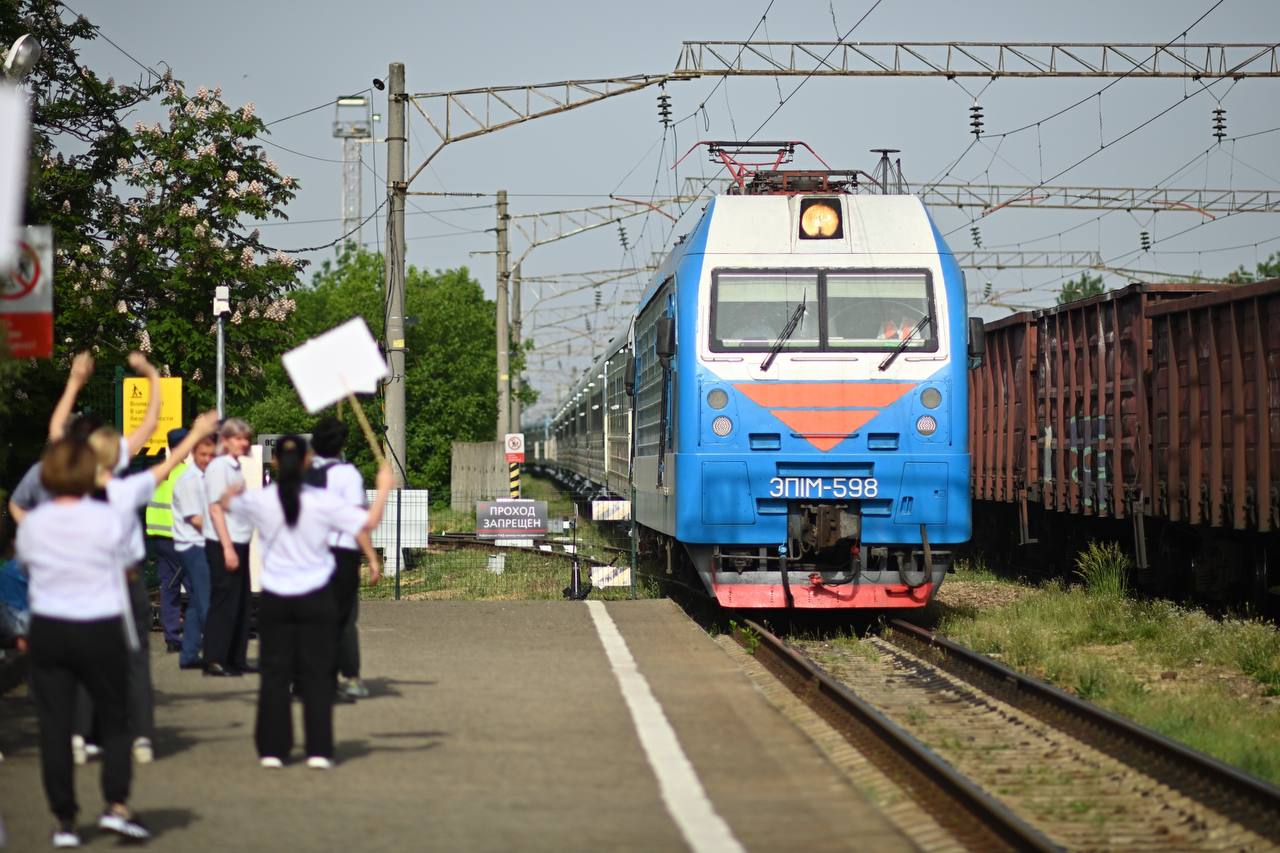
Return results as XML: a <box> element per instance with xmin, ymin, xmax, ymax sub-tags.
<box><xmin>146</xmin><ymin>428</ymin><xmax>189</xmax><ymax>653</ymax></box>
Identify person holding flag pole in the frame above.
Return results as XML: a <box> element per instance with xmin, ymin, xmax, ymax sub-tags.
<box><xmin>216</xmin><ymin>435</ymin><xmax>392</xmax><ymax>768</ymax></box>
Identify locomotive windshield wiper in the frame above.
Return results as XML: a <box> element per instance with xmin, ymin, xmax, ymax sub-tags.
<box><xmin>760</xmin><ymin>291</ymin><xmax>806</xmax><ymax>372</ymax></box>
<box><xmin>878</xmin><ymin>314</ymin><xmax>932</xmax><ymax>372</ymax></box>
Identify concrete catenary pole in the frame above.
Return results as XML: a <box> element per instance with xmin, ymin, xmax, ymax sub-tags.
<box><xmin>383</xmin><ymin>62</ymin><xmax>407</xmax><ymax>485</ymax></box>
<box><xmin>495</xmin><ymin>190</ymin><xmax>510</xmax><ymax>438</ymax></box>
<box><xmin>510</xmin><ymin>261</ymin><xmax>522</xmax><ymax>432</ymax></box>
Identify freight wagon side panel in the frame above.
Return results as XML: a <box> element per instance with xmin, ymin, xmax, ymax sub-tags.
<box><xmin>1149</xmin><ymin>279</ymin><xmax>1280</xmax><ymax>533</ymax></box>
<box><xmin>1043</xmin><ymin>284</ymin><xmax>1217</xmax><ymax>519</ymax></box>
<box><xmin>969</xmin><ymin>313</ymin><xmax>1035</xmax><ymax>505</ymax></box>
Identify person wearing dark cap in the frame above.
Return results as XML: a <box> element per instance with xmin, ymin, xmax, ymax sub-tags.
<box><xmin>145</xmin><ymin>427</ymin><xmax>191</xmax><ymax>653</ymax></box>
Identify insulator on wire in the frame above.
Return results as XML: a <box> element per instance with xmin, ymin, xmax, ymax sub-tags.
<box><xmin>617</xmin><ymin>223</ymin><xmax>630</xmax><ymax>251</ymax></box>
<box><xmin>1140</xmin><ymin>230</ymin><xmax>1152</xmax><ymax>252</ymax></box>
<box><xmin>585</xmin><ymin>318</ymin><xmax>592</xmax><ymax>333</ymax></box>
<box><xmin>970</xmin><ymin>224</ymin><xmax>983</xmax><ymax>249</ymax></box>
<box><xmin>593</xmin><ymin>288</ymin><xmax>602</xmax><ymax>308</ymax></box>
<box><xmin>969</xmin><ymin>102</ymin><xmax>984</xmax><ymax>138</ymax></box>
<box><xmin>657</xmin><ymin>90</ymin><xmax>672</xmax><ymax>128</ymax></box>
<box><xmin>1212</xmin><ymin>106</ymin><xmax>1227</xmax><ymax>141</ymax></box>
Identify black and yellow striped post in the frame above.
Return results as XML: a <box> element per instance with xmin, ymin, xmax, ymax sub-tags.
<box><xmin>509</xmin><ymin>462</ymin><xmax>521</xmax><ymax>498</ymax></box>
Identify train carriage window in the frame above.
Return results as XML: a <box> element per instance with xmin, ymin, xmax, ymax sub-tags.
<box><xmin>827</xmin><ymin>273</ymin><xmax>934</xmax><ymax>350</ymax></box>
<box><xmin>712</xmin><ymin>273</ymin><xmax>820</xmax><ymax>351</ymax></box>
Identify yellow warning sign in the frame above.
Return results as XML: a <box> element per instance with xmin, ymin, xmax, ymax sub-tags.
<box><xmin>122</xmin><ymin>377</ymin><xmax>183</xmax><ymax>454</ymax></box>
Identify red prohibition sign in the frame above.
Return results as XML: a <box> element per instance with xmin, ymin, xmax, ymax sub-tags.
<box><xmin>507</xmin><ymin>435</ymin><xmax>521</xmax><ymax>450</ymax></box>
<box><xmin>2</xmin><ymin>243</ymin><xmax>41</xmax><ymax>301</ymax></box>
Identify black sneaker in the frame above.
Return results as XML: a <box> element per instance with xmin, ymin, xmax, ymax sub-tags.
<box><xmin>203</xmin><ymin>663</ymin><xmax>241</xmax><ymax>678</ymax></box>
<box><xmin>165</xmin><ymin>641</ymin><xmax>181</xmax><ymax>653</ymax></box>
<box><xmin>97</xmin><ymin>808</ymin><xmax>150</xmax><ymax>841</ymax></box>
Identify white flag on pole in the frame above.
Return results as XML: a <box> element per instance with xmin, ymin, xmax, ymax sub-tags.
<box><xmin>282</xmin><ymin>317</ymin><xmax>389</xmax><ymax>413</ymax></box>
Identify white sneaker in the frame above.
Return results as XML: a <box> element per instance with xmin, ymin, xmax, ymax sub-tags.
<box><xmin>305</xmin><ymin>756</ymin><xmax>333</xmax><ymax>770</ymax></box>
<box><xmin>96</xmin><ymin>809</ymin><xmax>150</xmax><ymax>841</ymax></box>
<box><xmin>341</xmin><ymin>679</ymin><xmax>370</xmax><ymax>699</ymax></box>
<box><xmin>259</xmin><ymin>756</ymin><xmax>284</xmax><ymax>769</ymax></box>
<box><xmin>52</xmin><ymin>826</ymin><xmax>81</xmax><ymax>848</ymax></box>
<box><xmin>132</xmin><ymin>737</ymin><xmax>153</xmax><ymax>764</ymax></box>
<box><xmin>71</xmin><ymin>735</ymin><xmax>86</xmax><ymax>766</ymax></box>
<box><xmin>83</xmin><ymin>743</ymin><xmax>101</xmax><ymax>761</ymax></box>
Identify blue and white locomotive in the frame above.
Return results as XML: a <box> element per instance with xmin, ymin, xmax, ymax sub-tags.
<box><xmin>538</xmin><ymin>145</ymin><xmax>984</xmax><ymax>609</ymax></box>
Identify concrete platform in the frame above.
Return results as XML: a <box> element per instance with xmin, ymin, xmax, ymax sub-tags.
<box><xmin>0</xmin><ymin>600</ymin><xmax>914</xmax><ymax>851</ymax></box>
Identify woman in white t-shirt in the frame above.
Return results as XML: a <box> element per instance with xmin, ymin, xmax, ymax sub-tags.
<box><xmin>85</xmin><ymin>413</ymin><xmax>218</xmax><ymax>765</ymax></box>
<box><xmin>16</xmin><ymin>439</ymin><xmax>149</xmax><ymax>845</ymax></box>
<box><xmin>218</xmin><ymin>434</ymin><xmax>392</xmax><ymax>769</ymax></box>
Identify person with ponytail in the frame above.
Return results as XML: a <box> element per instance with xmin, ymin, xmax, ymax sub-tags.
<box><xmin>216</xmin><ymin>435</ymin><xmax>393</xmax><ymax>769</ymax></box>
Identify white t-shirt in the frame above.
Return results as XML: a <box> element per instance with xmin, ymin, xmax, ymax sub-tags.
<box><xmin>203</xmin><ymin>455</ymin><xmax>252</xmax><ymax>543</ymax></box>
<box><xmin>171</xmin><ymin>465</ymin><xmax>206</xmax><ymax>551</ymax></box>
<box><xmin>229</xmin><ymin>485</ymin><xmax>367</xmax><ymax>596</ymax></box>
<box><xmin>106</xmin><ymin>471</ymin><xmax>156</xmax><ymax>565</ymax></box>
<box><xmin>310</xmin><ymin>457</ymin><xmax>367</xmax><ymax>550</ymax></box>
<box><xmin>16</xmin><ymin>498</ymin><xmax>133</xmax><ymax>621</ymax></box>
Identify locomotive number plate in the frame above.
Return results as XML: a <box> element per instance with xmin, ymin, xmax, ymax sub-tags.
<box><xmin>768</xmin><ymin>476</ymin><xmax>879</xmax><ymax>499</ymax></box>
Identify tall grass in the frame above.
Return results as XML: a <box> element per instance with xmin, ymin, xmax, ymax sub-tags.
<box><xmin>1074</xmin><ymin>540</ymin><xmax>1130</xmax><ymax>597</ymax></box>
<box><xmin>936</xmin><ymin>584</ymin><xmax>1280</xmax><ymax>783</ymax></box>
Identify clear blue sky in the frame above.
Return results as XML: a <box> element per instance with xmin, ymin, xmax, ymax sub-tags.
<box><xmin>70</xmin><ymin>0</ymin><xmax>1280</xmax><ymax>416</ymax></box>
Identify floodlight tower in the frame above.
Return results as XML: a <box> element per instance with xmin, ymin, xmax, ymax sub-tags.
<box><xmin>333</xmin><ymin>95</ymin><xmax>371</xmax><ymax>245</ymax></box>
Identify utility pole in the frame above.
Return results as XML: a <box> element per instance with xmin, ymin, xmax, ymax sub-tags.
<box><xmin>511</xmin><ymin>262</ymin><xmax>522</xmax><ymax>432</ymax></box>
<box><xmin>495</xmin><ymin>189</ymin><xmax>510</xmax><ymax>438</ymax></box>
<box><xmin>383</xmin><ymin>62</ymin><xmax>407</xmax><ymax>485</ymax></box>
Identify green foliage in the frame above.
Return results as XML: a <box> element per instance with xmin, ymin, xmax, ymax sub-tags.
<box><xmin>1074</xmin><ymin>541</ymin><xmax>1131</xmax><ymax>598</ymax></box>
<box><xmin>1</xmin><ymin>2</ymin><xmax>301</xmax><ymax>478</ymax></box>
<box><xmin>240</xmin><ymin>248</ymin><xmax>498</xmax><ymax>500</ymax></box>
<box><xmin>1056</xmin><ymin>271</ymin><xmax>1106</xmax><ymax>305</ymax></box>
<box><xmin>730</xmin><ymin>620</ymin><xmax>761</xmax><ymax>655</ymax></box>
<box><xmin>1223</xmin><ymin>251</ymin><xmax>1280</xmax><ymax>284</ymax></box>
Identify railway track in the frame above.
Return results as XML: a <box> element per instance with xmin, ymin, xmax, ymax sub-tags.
<box><xmin>757</xmin><ymin>620</ymin><xmax>1280</xmax><ymax>852</ymax></box>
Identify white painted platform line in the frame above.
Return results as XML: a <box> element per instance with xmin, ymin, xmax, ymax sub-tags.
<box><xmin>585</xmin><ymin>600</ymin><xmax>746</xmax><ymax>853</ymax></box>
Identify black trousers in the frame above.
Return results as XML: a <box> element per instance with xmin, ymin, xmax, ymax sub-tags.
<box><xmin>29</xmin><ymin>615</ymin><xmax>131</xmax><ymax>822</ymax></box>
<box><xmin>257</xmin><ymin>587</ymin><xmax>338</xmax><ymax>760</ymax></box>
<box><xmin>72</xmin><ymin>572</ymin><xmax>155</xmax><ymax>742</ymax></box>
<box><xmin>330</xmin><ymin>548</ymin><xmax>361</xmax><ymax>681</ymax></box>
<box><xmin>203</xmin><ymin>541</ymin><xmax>251</xmax><ymax>669</ymax></box>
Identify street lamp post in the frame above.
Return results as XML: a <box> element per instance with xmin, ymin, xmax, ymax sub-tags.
<box><xmin>213</xmin><ymin>285</ymin><xmax>230</xmax><ymax>418</ymax></box>
<box><xmin>2</xmin><ymin>33</ymin><xmax>42</xmax><ymax>80</ymax></box>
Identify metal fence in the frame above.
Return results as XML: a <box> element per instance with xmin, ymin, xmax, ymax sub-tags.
<box><xmin>363</xmin><ymin>501</ymin><xmax>642</xmax><ymax>602</ymax></box>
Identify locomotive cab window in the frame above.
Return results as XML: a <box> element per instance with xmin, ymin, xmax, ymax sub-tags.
<box><xmin>710</xmin><ymin>269</ymin><xmax>936</xmax><ymax>353</ymax></box>
<box><xmin>827</xmin><ymin>273</ymin><xmax>934</xmax><ymax>350</ymax></box>
<box><xmin>712</xmin><ymin>273</ymin><xmax>820</xmax><ymax>351</ymax></box>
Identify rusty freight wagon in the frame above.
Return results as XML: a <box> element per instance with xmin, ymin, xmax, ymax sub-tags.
<box><xmin>969</xmin><ymin>279</ymin><xmax>1280</xmax><ymax>608</ymax></box>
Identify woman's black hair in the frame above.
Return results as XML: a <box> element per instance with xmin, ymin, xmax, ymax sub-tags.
<box><xmin>274</xmin><ymin>434</ymin><xmax>308</xmax><ymax>527</ymax></box>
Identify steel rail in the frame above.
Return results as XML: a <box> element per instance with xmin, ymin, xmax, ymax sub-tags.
<box><xmin>886</xmin><ymin>619</ymin><xmax>1280</xmax><ymax>842</ymax></box>
<box><xmin>738</xmin><ymin>619</ymin><xmax>1059</xmax><ymax>852</ymax></box>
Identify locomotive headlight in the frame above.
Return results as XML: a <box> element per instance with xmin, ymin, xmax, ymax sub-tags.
<box><xmin>799</xmin><ymin>198</ymin><xmax>842</xmax><ymax>239</ymax></box>
<box><xmin>711</xmin><ymin>416</ymin><xmax>734</xmax><ymax>437</ymax></box>
<box><xmin>921</xmin><ymin>387</ymin><xmax>942</xmax><ymax>409</ymax></box>
<box><xmin>707</xmin><ymin>388</ymin><xmax>729</xmax><ymax>410</ymax></box>
<box><xmin>915</xmin><ymin>415</ymin><xmax>938</xmax><ymax>436</ymax></box>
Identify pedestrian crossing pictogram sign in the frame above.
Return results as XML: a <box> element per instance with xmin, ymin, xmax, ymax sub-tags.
<box><xmin>123</xmin><ymin>377</ymin><xmax>183</xmax><ymax>454</ymax></box>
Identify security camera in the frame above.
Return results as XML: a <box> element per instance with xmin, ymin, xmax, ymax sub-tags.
<box><xmin>372</xmin><ymin>78</ymin><xmax>386</xmax><ymax>91</ymax></box>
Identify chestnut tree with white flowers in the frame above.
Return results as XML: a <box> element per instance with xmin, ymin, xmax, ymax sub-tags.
<box><xmin>1</xmin><ymin>1</ymin><xmax>304</xmax><ymax>477</ymax></box>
